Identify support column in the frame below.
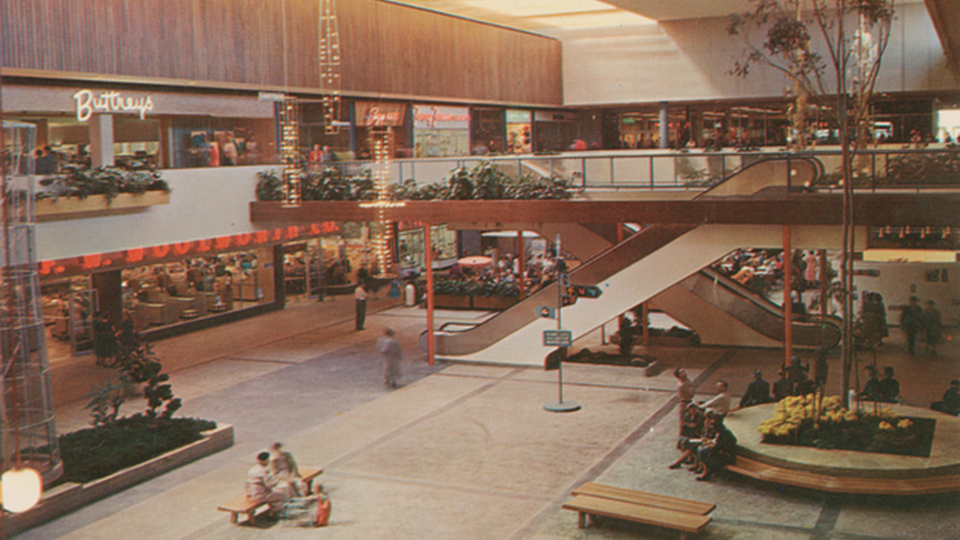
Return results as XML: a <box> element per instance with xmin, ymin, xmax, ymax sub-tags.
<box><xmin>783</xmin><ymin>226</ymin><xmax>793</xmax><ymax>366</ymax></box>
<box><xmin>641</xmin><ymin>302</ymin><xmax>650</xmax><ymax>347</ymax></box>
<box><xmin>425</xmin><ymin>223</ymin><xmax>435</xmax><ymax>366</ymax></box>
<box><xmin>658</xmin><ymin>102</ymin><xmax>669</xmax><ymax>149</ymax></box>
<box><xmin>517</xmin><ymin>230</ymin><xmax>526</xmax><ymax>300</ymax></box>
<box><xmin>819</xmin><ymin>249</ymin><xmax>829</xmax><ymax>318</ymax></box>
<box><xmin>89</xmin><ymin>114</ymin><xmax>115</xmax><ymax>167</ymax></box>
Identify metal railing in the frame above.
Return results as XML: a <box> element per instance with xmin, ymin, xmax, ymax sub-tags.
<box><xmin>307</xmin><ymin>145</ymin><xmax>960</xmax><ymax>194</ymax></box>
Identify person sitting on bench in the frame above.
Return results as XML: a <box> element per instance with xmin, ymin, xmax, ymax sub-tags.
<box><xmin>246</xmin><ymin>451</ymin><xmax>288</xmax><ymax>518</ymax></box>
<box><xmin>693</xmin><ymin>411</ymin><xmax>738</xmax><ymax>481</ymax></box>
<box><xmin>270</xmin><ymin>442</ymin><xmax>308</xmax><ymax>497</ymax></box>
<box><xmin>669</xmin><ymin>403</ymin><xmax>704</xmax><ymax>469</ymax></box>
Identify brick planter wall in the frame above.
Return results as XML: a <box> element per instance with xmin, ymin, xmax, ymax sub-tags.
<box><xmin>6</xmin><ymin>424</ymin><xmax>233</xmax><ymax>536</ymax></box>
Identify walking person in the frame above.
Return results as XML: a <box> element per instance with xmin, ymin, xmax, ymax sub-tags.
<box><xmin>354</xmin><ymin>282</ymin><xmax>367</xmax><ymax>331</ymax></box>
<box><xmin>900</xmin><ymin>295</ymin><xmax>923</xmax><ymax>356</ymax></box>
<box><xmin>923</xmin><ymin>300</ymin><xmax>942</xmax><ymax>356</ymax></box>
<box><xmin>93</xmin><ymin>311</ymin><xmax>117</xmax><ymax>368</ymax></box>
<box><xmin>377</xmin><ymin>328</ymin><xmax>402</xmax><ymax>388</ymax></box>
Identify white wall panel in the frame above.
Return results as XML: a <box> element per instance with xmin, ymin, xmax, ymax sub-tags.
<box><xmin>555</xmin><ymin>2</ymin><xmax>957</xmax><ymax>106</ymax></box>
<box><xmin>35</xmin><ymin>166</ymin><xmax>273</xmax><ymax>261</ymax></box>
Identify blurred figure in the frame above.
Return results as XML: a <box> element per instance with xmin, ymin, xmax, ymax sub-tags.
<box><xmin>378</xmin><ymin>328</ymin><xmax>402</xmax><ymax>388</ymax></box>
<box><xmin>923</xmin><ymin>300</ymin><xmax>942</xmax><ymax>356</ymax></box>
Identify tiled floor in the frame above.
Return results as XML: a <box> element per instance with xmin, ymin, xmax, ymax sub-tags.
<box><xmin>22</xmin><ymin>298</ymin><xmax>960</xmax><ymax>539</ymax></box>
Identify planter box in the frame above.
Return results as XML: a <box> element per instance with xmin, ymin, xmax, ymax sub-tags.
<box><xmin>6</xmin><ymin>423</ymin><xmax>233</xmax><ymax>537</ymax></box>
<box><xmin>471</xmin><ymin>295</ymin><xmax>519</xmax><ymax>311</ymax></box>
<box><xmin>433</xmin><ymin>294</ymin><xmax>472</xmax><ymax>309</ymax></box>
<box><xmin>35</xmin><ymin>191</ymin><xmax>170</xmax><ymax>221</ymax></box>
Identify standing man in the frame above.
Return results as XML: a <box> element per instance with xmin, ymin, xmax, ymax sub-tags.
<box><xmin>378</xmin><ymin>328</ymin><xmax>402</xmax><ymax>388</ymax></box>
<box><xmin>674</xmin><ymin>367</ymin><xmax>695</xmax><ymax>434</ymax></box>
<box><xmin>354</xmin><ymin>282</ymin><xmax>367</xmax><ymax>331</ymax></box>
<box><xmin>900</xmin><ymin>296</ymin><xmax>924</xmax><ymax>356</ymax></box>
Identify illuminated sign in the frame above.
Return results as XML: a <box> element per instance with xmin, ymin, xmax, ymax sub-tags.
<box><xmin>413</xmin><ymin>105</ymin><xmax>470</xmax><ymax>130</ymax></box>
<box><xmin>73</xmin><ymin>89</ymin><xmax>155</xmax><ymax>122</ymax></box>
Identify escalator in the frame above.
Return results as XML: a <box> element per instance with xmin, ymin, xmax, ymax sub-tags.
<box><xmin>650</xmin><ymin>267</ymin><xmax>842</xmax><ymax>350</ymax></box>
<box><xmin>430</xmin><ymin>157</ymin><xmax>835</xmax><ymax>366</ymax></box>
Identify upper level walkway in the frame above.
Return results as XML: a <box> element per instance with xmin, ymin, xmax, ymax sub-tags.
<box><xmin>252</xmin><ymin>154</ymin><xmax>960</xmax><ymax>229</ymax></box>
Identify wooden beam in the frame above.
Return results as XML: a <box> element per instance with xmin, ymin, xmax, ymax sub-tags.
<box><xmin>250</xmin><ymin>195</ymin><xmax>960</xmax><ymax>227</ymax></box>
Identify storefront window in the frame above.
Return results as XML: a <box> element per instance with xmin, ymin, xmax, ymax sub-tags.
<box><xmin>534</xmin><ymin>110</ymin><xmax>580</xmax><ymax>152</ymax></box>
<box><xmin>300</xmin><ymin>101</ymin><xmax>352</xmax><ymax>161</ymax></box>
<box><xmin>398</xmin><ymin>224</ymin><xmax>457</xmax><ymax>271</ymax></box>
<box><xmin>171</xmin><ymin>116</ymin><xmax>275</xmax><ymax>169</ymax></box>
<box><xmin>412</xmin><ymin>105</ymin><xmax>471</xmax><ymax>158</ymax></box>
<box><xmin>118</xmin><ymin>248</ymin><xmax>275</xmax><ymax>330</ymax></box>
<box><xmin>355</xmin><ymin>102</ymin><xmax>410</xmax><ymax>159</ymax></box>
<box><xmin>471</xmin><ymin>108</ymin><xmax>505</xmax><ymax>155</ymax></box>
<box><xmin>115</xmin><ymin>116</ymin><xmax>161</xmax><ymax>167</ymax></box>
<box><xmin>505</xmin><ymin>110</ymin><xmax>532</xmax><ymax>154</ymax></box>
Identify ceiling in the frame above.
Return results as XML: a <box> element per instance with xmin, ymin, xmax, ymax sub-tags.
<box><xmin>386</xmin><ymin>0</ymin><xmax>925</xmax><ymax>31</ymax></box>
<box><xmin>388</xmin><ymin>0</ymin><xmax>956</xmax><ymax>72</ymax></box>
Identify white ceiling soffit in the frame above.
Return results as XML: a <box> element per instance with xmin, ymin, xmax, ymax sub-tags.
<box><xmin>386</xmin><ymin>0</ymin><xmax>655</xmax><ymax>31</ymax></box>
<box><xmin>390</xmin><ymin>0</ymin><xmax>930</xmax><ymax>31</ymax></box>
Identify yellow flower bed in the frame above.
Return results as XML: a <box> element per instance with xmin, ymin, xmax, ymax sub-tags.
<box><xmin>758</xmin><ymin>395</ymin><xmax>919</xmax><ymax>454</ymax></box>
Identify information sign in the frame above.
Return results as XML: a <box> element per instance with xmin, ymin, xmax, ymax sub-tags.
<box><xmin>543</xmin><ymin>329</ymin><xmax>572</xmax><ymax>347</ymax></box>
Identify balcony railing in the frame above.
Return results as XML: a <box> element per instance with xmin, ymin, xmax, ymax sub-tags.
<box><xmin>307</xmin><ymin>145</ymin><xmax>960</xmax><ymax>194</ymax></box>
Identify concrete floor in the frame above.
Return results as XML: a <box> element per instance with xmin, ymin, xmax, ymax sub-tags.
<box><xmin>23</xmin><ymin>296</ymin><xmax>960</xmax><ymax>539</ymax></box>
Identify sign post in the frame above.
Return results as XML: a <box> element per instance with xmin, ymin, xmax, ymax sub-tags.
<box><xmin>544</xmin><ymin>234</ymin><xmax>581</xmax><ymax>413</ymax></box>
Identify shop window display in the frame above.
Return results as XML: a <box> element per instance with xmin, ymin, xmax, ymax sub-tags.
<box><xmin>120</xmin><ymin>249</ymin><xmax>274</xmax><ymax>330</ymax></box>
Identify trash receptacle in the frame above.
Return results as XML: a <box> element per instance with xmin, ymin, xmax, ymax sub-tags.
<box><xmin>404</xmin><ymin>283</ymin><xmax>416</xmax><ymax>306</ymax></box>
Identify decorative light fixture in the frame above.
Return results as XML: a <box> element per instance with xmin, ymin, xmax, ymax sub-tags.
<box><xmin>2</xmin><ymin>468</ymin><xmax>42</xmax><ymax>513</ymax></box>
<box><xmin>319</xmin><ymin>0</ymin><xmax>341</xmax><ymax>134</ymax></box>
<box><xmin>279</xmin><ymin>96</ymin><xmax>301</xmax><ymax>207</ymax></box>
<box><xmin>0</xmin><ymin>120</ymin><xmax>58</xmax><ymax>522</ymax></box>
<box><xmin>368</xmin><ymin>131</ymin><xmax>395</xmax><ymax>275</ymax></box>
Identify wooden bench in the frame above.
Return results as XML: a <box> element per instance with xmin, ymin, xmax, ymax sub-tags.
<box><xmin>563</xmin><ymin>483</ymin><xmax>713</xmax><ymax>540</ymax></box>
<box><xmin>572</xmin><ymin>482</ymin><xmax>715</xmax><ymax>515</ymax></box>
<box><xmin>726</xmin><ymin>455</ymin><xmax>960</xmax><ymax>496</ymax></box>
<box><xmin>218</xmin><ymin>467</ymin><xmax>323</xmax><ymax>524</ymax></box>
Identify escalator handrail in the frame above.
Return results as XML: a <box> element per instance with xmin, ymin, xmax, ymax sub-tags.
<box><xmin>692</xmin><ymin>155</ymin><xmax>823</xmax><ymax>200</ymax></box>
<box><xmin>698</xmin><ymin>266</ymin><xmax>842</xmax><ymax>329</ymax></box>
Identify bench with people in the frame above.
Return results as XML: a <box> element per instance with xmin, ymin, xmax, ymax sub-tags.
<box><xmin>218</xmin><ymin>443</ymin><xmax>324</xmax><ymax>525</ymax></box>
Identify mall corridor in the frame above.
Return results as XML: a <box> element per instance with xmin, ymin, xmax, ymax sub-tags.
<box><xmin>20</xmin><ymin>297</ymin><xmax>960</xmax><ymax>540</ymax></box>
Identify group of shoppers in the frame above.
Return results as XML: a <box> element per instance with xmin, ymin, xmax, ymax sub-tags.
<box><xmin>899</xmin><ymin>295</ymin><xmax>942</xmax><ymax>357</ymax></box>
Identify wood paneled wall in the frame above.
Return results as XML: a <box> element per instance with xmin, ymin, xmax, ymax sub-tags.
<box><xmin>0</xmin><ymin>0</ymin><xmax>561</xmax><ymax>106</ymax></box>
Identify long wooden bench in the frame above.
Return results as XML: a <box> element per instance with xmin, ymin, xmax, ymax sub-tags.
<box><xmin>572</xmin><ymin>482</ymin><xmax>715</xmax><ymax>515</ymax></box>
<box><xmin>563</xmin><ymin>483</ymin><xmax>713</xmax><ymax>540</ymax></box>
<box><xmin>218</xmin><ymin>467</ymin><xmax>323</xmax><ymax>525</ymax></box>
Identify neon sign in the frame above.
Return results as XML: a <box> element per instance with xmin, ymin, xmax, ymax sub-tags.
<box><xmin>73</xmin><ymin>89</ymin><xmax>155</xmax><ymax>122</ymax></box>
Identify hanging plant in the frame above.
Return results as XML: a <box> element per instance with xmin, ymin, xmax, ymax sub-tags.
<box><xmin>38</xmin><ymin>163</ymin><xmax>169</xmax><ymax>202</ymax></box>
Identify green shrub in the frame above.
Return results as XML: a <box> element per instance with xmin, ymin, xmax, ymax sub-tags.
<box><xmin>58</xmin><ymin>416</ymin><xmax>216</xmax><ymax>484</ymax></box>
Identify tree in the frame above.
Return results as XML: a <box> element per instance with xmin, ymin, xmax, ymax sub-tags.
<box><xmin>728</xmin><ymin>0</ymin><xmax>894</xmax><ymax>407</ymax></box>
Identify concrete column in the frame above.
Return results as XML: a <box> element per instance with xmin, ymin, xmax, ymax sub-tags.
<box><xmin>89</xmin><ymin>114</ymin><xmax>115</xmax><ymax>167</ymax></box>
<box><xmin>658</xmin><ymin>101</ymin><xmax>669</xmax><ymax>149</ymax></box>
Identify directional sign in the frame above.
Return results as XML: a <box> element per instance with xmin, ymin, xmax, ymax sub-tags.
<box><xmin>536</xmin><ymin>305</ymin><xmax>557</xmax><ymax>319</ymax></box>
<box><xmin>543</xmin><ymin>329</ymin><xmax>573</xmax><ymax>347</ymax></box>
<box><xmin>566</xmin><ymin>284</ymin><xmax>603</xmax><ymax>299</ymax></box>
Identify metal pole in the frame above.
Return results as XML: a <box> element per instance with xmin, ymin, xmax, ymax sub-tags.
<box><xmin>784</xmin><ymin>225</ymin><xmax>794</xmax><ymax>367</ymax></box>
<box><xmin>425</xmin><ymin>223</ymin><xmax>435</xmax><ymax>366</ymax></box>
<box><xmin>544</xmin><ymin>233</ymin><xmax>579</xmax><ymax>413</ymax></box>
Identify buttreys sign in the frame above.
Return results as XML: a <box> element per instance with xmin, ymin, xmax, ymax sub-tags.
<box><xmin>73</xmin><ymin>89</ymin><xmax>155</xmax><ymax>122</ymax></box>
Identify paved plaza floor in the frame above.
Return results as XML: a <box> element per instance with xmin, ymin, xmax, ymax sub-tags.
<box><xmin>23</xmin><ymin>296</ymin><xmax>960</xmax><ymax>539</ymax></box>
